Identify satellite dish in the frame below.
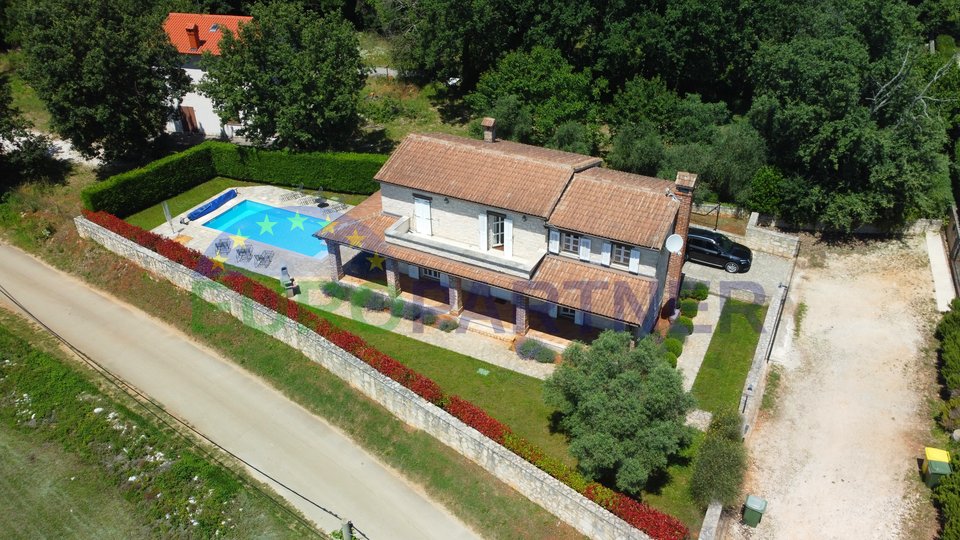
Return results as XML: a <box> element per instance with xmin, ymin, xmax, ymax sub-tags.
<box><xmin>665</xmin><ymin>234</ymin><xmax>684</xmax><ymax>254</ymax></box>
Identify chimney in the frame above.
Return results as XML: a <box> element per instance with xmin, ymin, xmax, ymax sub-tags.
<box><xmin>186</xmin><ymin>24</ymin><xmax>201</xmax><ymax>50</ymax></box>
<box><xmin>663</xmin><ymin>171</ymin><xmax>698</xmax><ymax>313</ymax></box>
<box><xmin>481</xmin><ymin>117</ymin><xmax>496</xmax><ymax>143</ymax></box>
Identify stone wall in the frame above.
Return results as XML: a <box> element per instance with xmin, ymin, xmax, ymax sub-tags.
<box><xmin>74</xmin><ymin>216</ymin><xmax>651</xmax><ymax>540</ymax></box>
<box><xmin>742</xmin><ymin>213</ymin><xmax>801</xmax><ymax>259</ymax></box>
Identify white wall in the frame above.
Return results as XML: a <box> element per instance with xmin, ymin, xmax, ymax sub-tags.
<box><xmin>381</xmin><ymin>183</ymin><xmax>547</xmax><ymax>264</ymax></box>
<box><xmin>166</xmin><ymin>59</ymin><xmax>235</xmax><ymax>139</ymax></box>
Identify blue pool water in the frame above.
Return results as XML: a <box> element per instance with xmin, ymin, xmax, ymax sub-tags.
<box><xmin>203</xmin><ymin>200</ymin><xmax>330</xmax><ymax>257</ymax></box>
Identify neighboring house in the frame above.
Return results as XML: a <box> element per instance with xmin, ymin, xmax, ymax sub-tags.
<box><xmin>315</xmin><ymin>119</ymin><xmax>697</xmax><ymax>341</ymax></box>
<box><xmin>162</xmin><ymin>12</ymin><xmax>251</xmax><ymax>139</ymax></box>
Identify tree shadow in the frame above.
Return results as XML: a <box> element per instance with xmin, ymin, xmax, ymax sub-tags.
<box><xmin>345</xmin><ymin>128</ymin><xmax>395</xmax><ymax>154</ymax></box>
<box><xmin>0</xmin><ymin>154</ymin><xmax>72</xmax><ymax>197</ymax></box>
<box><xmin>427</xmin><ymin>82</ymin><xmax>472</xmax><ymax>126</ymax></box>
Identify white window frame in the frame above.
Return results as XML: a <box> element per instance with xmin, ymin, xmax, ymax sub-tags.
<box><xmin>611</xmin><ymin>242</ymin><xmax>631</xmax><ymax>266</ymax></box>
<box><xmin>560</xmin><ymin>232</ymin><xmax>581</xmax><ymax>254</ymax></box>
<box><xmin>558</xmin><ymin>306</ymin><xmax>577</xmax><ymax>320</ymax></box>
<box><xmin>488</xmin><ymin>211</ymin><xmax>506</xmax><ymax>249</ymax></box>
<box><xmin>421</xmin><ymin>268</ymin><xmax>441</xmax><ymax>281</ymax></box>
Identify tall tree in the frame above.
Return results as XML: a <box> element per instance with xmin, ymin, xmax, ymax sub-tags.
<box><xmin>544</xmin><ymin>331</ymin><xmax>694</xmax><ymax>496</ymax></box>
<box><xmin>0</xmin><ymin>74</ymin><xmax>56</xmax><ymax>185</ymax></box>
<box><xmin>200</xmin><ymin>2</ymin><xmax>364</xmax><ymax>150</ymax></box>
<box><xmin>467</xmin><ymin>47</ymin><xmax>595</xmax><ymax>144</ymax></box>
<box><xmin>20</xmin><ymin>0</ymin><xmax>189</xmax><ymax>161</ymax></box>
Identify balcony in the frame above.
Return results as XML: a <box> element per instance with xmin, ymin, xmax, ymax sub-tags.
<box><xmin>384</xmin><ymin>216</ymin><xmax>544</xmax><ymax>279</ymax></box>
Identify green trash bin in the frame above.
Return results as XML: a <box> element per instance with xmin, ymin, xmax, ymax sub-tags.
<box><xmin>742</xmin><ymin>495</ymin><xmax>767</xmax><ymax>527</ymax></box>
<box><xmin>926</xmin><ymin>460</ymin><xmax>952</xmax><ymax>488</ymax></box>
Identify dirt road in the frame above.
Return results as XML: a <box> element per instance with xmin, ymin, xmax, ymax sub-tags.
<box><xmin>727</xmin><ymin>237</ymin><xmax>939</xmax><ymax>539</ymax></box>
<box><xmin>0</xmin><ymin>243</ymin><xmax>480</xmax><ymax>540</ymax></box>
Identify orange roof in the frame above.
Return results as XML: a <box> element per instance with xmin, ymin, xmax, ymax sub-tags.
<box><xmin>315</xmin><ymin>195</ymin><xmax>658</xmax><ymax>325</ymax></box>
<box><xmin>549</xmin><ymin>167</ymin><xmax>680</xmax><ymax>249</ymax></box>
<box><xmin>163</xmin><ymin>12</ymin><xmax>252</xmax><ymax>56</ymax></box>
<box><xmin>375</xmin><ymin>133</ymin><xmax>601</xmax><ymax>217</ymax></box>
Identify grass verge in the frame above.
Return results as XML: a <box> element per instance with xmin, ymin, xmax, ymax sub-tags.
<box><xmin>690</xmin><ymin>299</ymin><xmax>768</xmax><ymax>413</ymax></box>
<box><xmin>761</xmin><ymin>364</ymin><xmax>783</xmax><ymax>412</ymax></box>
<box><xmin>0</xmin><ymin>313</ymin><xmax>316</xmax><ymax>538</ymax></box>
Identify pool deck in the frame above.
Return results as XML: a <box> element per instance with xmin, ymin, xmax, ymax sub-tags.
<box><xmin>151</xmin><ymin>186</ymin><xmax>351</xmax><ymax>280</ymax></box>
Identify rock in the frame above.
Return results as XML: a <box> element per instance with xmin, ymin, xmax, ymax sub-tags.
<box><xmin>952</xmin><ymin>429</ymin><xmax>960</xmax><ymax>442</ymax></box>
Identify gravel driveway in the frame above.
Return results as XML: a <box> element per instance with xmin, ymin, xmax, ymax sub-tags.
<box><xmin>725</xmin><ymin>237</ymin><xmax>939</xmax><ymax>539</ymax></box>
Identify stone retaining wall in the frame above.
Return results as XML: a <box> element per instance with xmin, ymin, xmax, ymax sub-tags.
<box><xmin>742</xmin><ymin>213</ymin><xmax>801</xmax><ymax>259</ymax></box>
<box><xmin>75</xmin><ymin>216</ymin><xmax>649</xmax><ymax>540</ymax></box>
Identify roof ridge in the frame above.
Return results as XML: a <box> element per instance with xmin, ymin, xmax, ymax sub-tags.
<box><xmin>414</xmin><ymin>133</ymin><xmax>589</xmax><ymax>172</ymax></box>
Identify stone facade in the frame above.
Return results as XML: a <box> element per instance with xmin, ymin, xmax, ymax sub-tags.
<box><xmin>325</xmin><ymin>240</ymin><xmax>345</xmax><ymax>281</ymax></box>
<box><xmin>75</xmin><ymin>215</ymin><xmax>651</xmax><ymax>540</ymax></box>
<box><xmin>447</xmin><ymin>276</ymin><xmax>463</xmax><ymax>314</ymax></box>
<box><xmin>513</xmin><ymin>293</ymin><xmax>529</xmax><ymax>335</ymax></box>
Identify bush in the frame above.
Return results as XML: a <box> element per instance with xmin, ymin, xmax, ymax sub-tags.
<box><xmin>350</xmin><ymin>287</ymin><xmax>373</xmax><ymax>308</ymax></box>
<box><xmin>935</xmin><ymin>471</ymin><xmax>960</xmax><ymax>538</ymax></box>
<box><xmin>681</xmin><ymin>281</ymin><xmax>709</xmax><ymax>301</ymax></box>
<box><xmin>689</xmin><ymin>408</ymin><xmax>746</xmax><ymax>507</ymax></box>
<box><xmin>667</xmin><ymin>325</ymin><xmax>688</xmax><ymax>343</ymax></box>
<box><xmin>364</xmin><ymin>291</ymin><xmax>387</xmax><ymax>311</ymax></box>
<box><xmin>81</xmin><ymin>141</ymin><xmax>388</xmax><ymax>215</ymax></box>
<box><xmin>680</xmin><ymin>298</ymin><xmax>699</xmax><ymax>318</ymax></box>
<box><xmin>708</xmin><ymin>408</ymin><xmax>743</xmax><ymax>442</ymax></box>
<box><xmin>663</xmin><ymin>351</ymin><xmax>678</xmax><ymax>368</ymax></box>
<box><xmin>663</xmin><ymin>337</ymin><xmax>683</xmax><ymax>357</ymax></box>
<box><xmin>422</xmin><ymin>311</ymin><xmax>437</xmax><ymax>326</ymax></box>
<box><xmin>321</xmin><ymin>281</ymin><xmax>349</xmax><ymax>299</ymax></box>
<box><xmin>402</xmin><ymin>302</ymin><xmax>422</xmax><ymax>320</ymax></box>
<box><xmin>438</xmin><ymin>319</ymin><xmax>459</xmax><ymax>332</ymax></box>
<box><xmin>516</xmin><ymin>338</ymin><xmax>557</xmax><ymax>363</ymax></box>
<box><xmin>390</xmin><ymin>298</ymin><xmax>406</xmax><ymax>317</ymax></box>
<box><xmin>81</xmin><ymin>143</ymin><xmax>216</xmax><ymax>216</ymax></box>
<box><xmin>676</xmin><ymin>316</ymin><xmax>694</xmax><ymax>335</ymax></box>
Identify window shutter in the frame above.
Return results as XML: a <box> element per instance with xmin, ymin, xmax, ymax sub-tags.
<box><xmin>478</xmin><ymin>212</ymin><xmax>488</xmax><ymax>250</ymax></box>
<box><xmin>548</xmin><ymin>229</ymin><xmax>560</xmax><ymax>254</ymax></box>
<box><xmin>628</xmin><ymin>247</ymin><xmax>641</xmax><ymax>273</ymax></box>
<box><xmin>408</xmin><ymin>265</ymin><xmax>420</xmax><ymax>279</ymax></box>
<box><xmin>548</xmin><ymin>304</ymin><xmax>558</xmax><ymax>318</ymax></box>
<box><xmin>439</xmin><ymin>273</ymin><xmax>449</xmax><ymax>288</ymax></box>
<box><xmin>504</xmin><ymin>217</ymin><xmax>514</xmax><ymax>258</ymax></box>
<box><xmin>574</xmin><ymin>310</ymin><xmax>584</xmax><ymax>325</ymax></box>
<box><xmin>579</xmin><ymin>237</ymin><xmax>591</xmax><ymax>261</ymax></box>
<box><xmin>601</xmin><ymin>241</ymin><xmax>612</xmax><ymax>266</ymax></box>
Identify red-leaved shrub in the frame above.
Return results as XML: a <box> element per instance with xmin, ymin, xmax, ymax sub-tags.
<box><xmin>446</xmin><ymin>396</ymin><xmax>508</xmax><ymax>443</ymax></box>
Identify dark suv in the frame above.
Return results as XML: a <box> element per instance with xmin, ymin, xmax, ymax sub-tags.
<box><xmin>685</xmin><ymin>227</ymin><xmax>753</xmax><ymax>273</ymax></box>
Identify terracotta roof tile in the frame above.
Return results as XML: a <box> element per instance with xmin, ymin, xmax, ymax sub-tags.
<box><xmin>549</xmin><ymin>167</ymin><xmax>680</xmax><ymax>249</ymax></box>
<box><xmin>315</xmin><ymin>196</ymin><xmax>657</xmax><ymax>325</ymax></box>
<box><xmin>163</xmin><ymin>13</ymin><xmax>252</xmax><ymax>56</ymax></box>
<box><xmin>375</xmin><ymin>133</ymin><xmax>600</xmax><ymax>217</ymax></box>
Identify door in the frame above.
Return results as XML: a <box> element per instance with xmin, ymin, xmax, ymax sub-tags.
<box><xmin>179</xmin><ymin>106</ymin><xmax>198</xmax><ymax>133</ymax></box>
<box><xmin>413</xmin><ymin>196</ymin><xmax>432</xmax><ymax>235</ymax></box>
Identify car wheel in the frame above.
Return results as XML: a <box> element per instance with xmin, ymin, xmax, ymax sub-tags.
<box><xmin>724</xmin><ymin>261</ymin><xmax>740</xmax><ymax>273</ymax></box>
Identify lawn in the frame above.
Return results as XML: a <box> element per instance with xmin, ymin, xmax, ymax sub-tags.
<box><xmin>0</xmin><ymin>425</ymin><xmax>148</xmax><ymax>539</ymax></box>
<box><xmin>0</xmin><ymin>314</ymin><xmax>316</xmax><ymax>539</ymax></box>
<box><xmin>358</xmin><ymin>31</ymin><xmax>393</xmax><ymax>67</ymax></box>
<box><xmin>642</xmin><ymin>431</ymin><xmax>705</xmax><ymax>534</ymax></box>
<box><xmin>0</xmin><ymin>50</ymin><xmax>52</xmax><ymax>132</ymax></box>
<box><xmin>124</xmin><ymin>177</ymin><xmax>371</xmax><ymax>230</ymax></box>
<box><xmin>690</xmin><ymin>299</ymin><xmax>768</xmax><ymax>413</ymax></box>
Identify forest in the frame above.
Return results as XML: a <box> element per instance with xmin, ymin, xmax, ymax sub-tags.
<box><xmin>3</xmin><ymin>0</ymin><xmax>960</xmax><ymax>229</ymax></box>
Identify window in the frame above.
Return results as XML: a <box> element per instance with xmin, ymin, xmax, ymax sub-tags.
<box><xmin>422</xmin><ymin>268</ymin><xmax>441</xmax><ymax>281</ymax></box>
<box><xmin>611</xmin><ymin>242</ymin><xmax>631</xmax><ymax>266</ymax></box>
<box><xmin>558</xmin><ymin>306</ymin><xmax>576</xmax><ymax>320</ymax></box>
<box><xmin>561</xmin><ymin>232</ymin><xmax>581</xmax><ymax>253</ymax></box>
<box><xmin>210</xmin><ymin>23</ymin><xmax>221</xmax><ymax>32</ymax></box>
<box><xmin>488</xmin><ymin>212</ymin><xmax>505</xmax><ymax>249</ymax></box>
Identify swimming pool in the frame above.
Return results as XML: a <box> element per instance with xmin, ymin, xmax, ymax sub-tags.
<box><xmin>204</xmin><ymin>200</ymin><xmax>330</xmax><ymax>257</ymax></box>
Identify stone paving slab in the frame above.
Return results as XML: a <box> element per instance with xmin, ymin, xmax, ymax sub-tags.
<box><xmin>677</xmin><ymin>294</ymin><xmax>726</xmax><ymax>392</ymax></box>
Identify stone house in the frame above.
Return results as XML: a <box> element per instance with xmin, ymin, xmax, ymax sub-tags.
<box><xmin>162</xmin><ymin>12</ymin><xmax>251</xmax><ymax>139</ymax></box>
<box><xmin>316</xmin><ymin>119</ymin><xmax>696</xmax><ymax>344</ymax></box>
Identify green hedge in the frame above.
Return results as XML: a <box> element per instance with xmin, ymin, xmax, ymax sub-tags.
<box><xmin>81</xmin><ymin>141</ymin><xmax>388</xmax><ymax>216</ymax></box>
<box><xmin>208</xmin><ymin>142</ymin><xmax>387</xmax><ymax>194</ymax></box>
<box><xmin>80</xmin><ymin>144</ymin><xmax>216</xmax><ymax>216</ymax></box>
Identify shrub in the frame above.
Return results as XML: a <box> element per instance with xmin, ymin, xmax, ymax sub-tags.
<box><xmin>80</xmin><ymin>141</ymin><xmax>388</xmax><ymax>215</ymax></box>
<box><xmin>364</xmin><ymin>291</ymin><xmax>387</xmax><ymax>311</ymax></box>
<box><xmin>689</xmin><ymin>434</ymin><xmax>747</xmax><ymax>507</ymax></box>
<box><xmin>708</xmin><ymin>408</ymin><xmax>743</xmax><ymax>442</ymax></box>
<box><xmin>663</xmin><ymin>337</ymin><xmax>683</xmax><ymax>357</ymax></box>
<box><xmin>663</xmin><ymin>351</ymin><xmax>678</xmax><ymax>368</ymax></box>
<box><xmin>390</xmin><ymin>298</ymin><xmax>405</xmax><ymax>317</ymax></box>
<box><xmin>680</xmin><ymin>298</ymin><xmax>699</xmax><ymax>318</ymax></box>
<box><xmin>321</xmin><ymin>281</ymin><xmax>349</xmax><ymax>299</ymax></box>
<box><xmin>350</xmin><ymin>287</ymin><xmax>373</xmax><ymax>308</ymax></box>
<box><xmin>935</xmin><ymin>470</ymin><xmax>960</xmax><ymax>538</ymax></box>
<box><xmin>516</xmin><ymin>338</ymin><xmax>556</xmax><ymax>363</ymax></box>
<box><xmin>438</xmin><ymin>319</ymin><xmax>459</xmax><ymax>332</ymax></box>
<box><xmin>676</xmin><ymin>316</ymin><xmax>694</xmax><ymax>335</ymax></box>
<box><xmin>402</xmin><ymin>302</ymin><xmax>422</xmax><ymax>320</ymax></box>
<box><xmin>681</xmin><ymin>281</ymin><xmax>710</xmax><ymax>301</ymax></box>
<box><xmin>445</xmin><ymin>396</ymin><xmax>508</xmax><ymax>443</ymax></box>
<box><xmin>422</xmin><ymin>311</ymin><xmax>437</xmax><ymax>326</ymax></box>
<box><xmin>667</xmin><ymin>323</ymin><xmax>688</xmax><ymax>343</ymax></box>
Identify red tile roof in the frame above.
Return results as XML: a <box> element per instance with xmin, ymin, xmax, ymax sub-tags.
<box><xmin>375</xmin><ymin>133</ymin><xmax>601</xmax><ymax>217</ymax></box>
<box><xmin>163</xmin><ymin>12</ymin><xmax>252</xmax><ymax>56</ymax></box>
<box><xmin>316</xmin><ymin>195</ymin><xmax>658</xmax><ymax>325</ymax></box>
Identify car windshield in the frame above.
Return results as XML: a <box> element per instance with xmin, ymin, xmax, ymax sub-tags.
<box><xmin>716</xmin><ymin>234</ymin><xmax>734</xmax><ymax>252</ymax></box>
